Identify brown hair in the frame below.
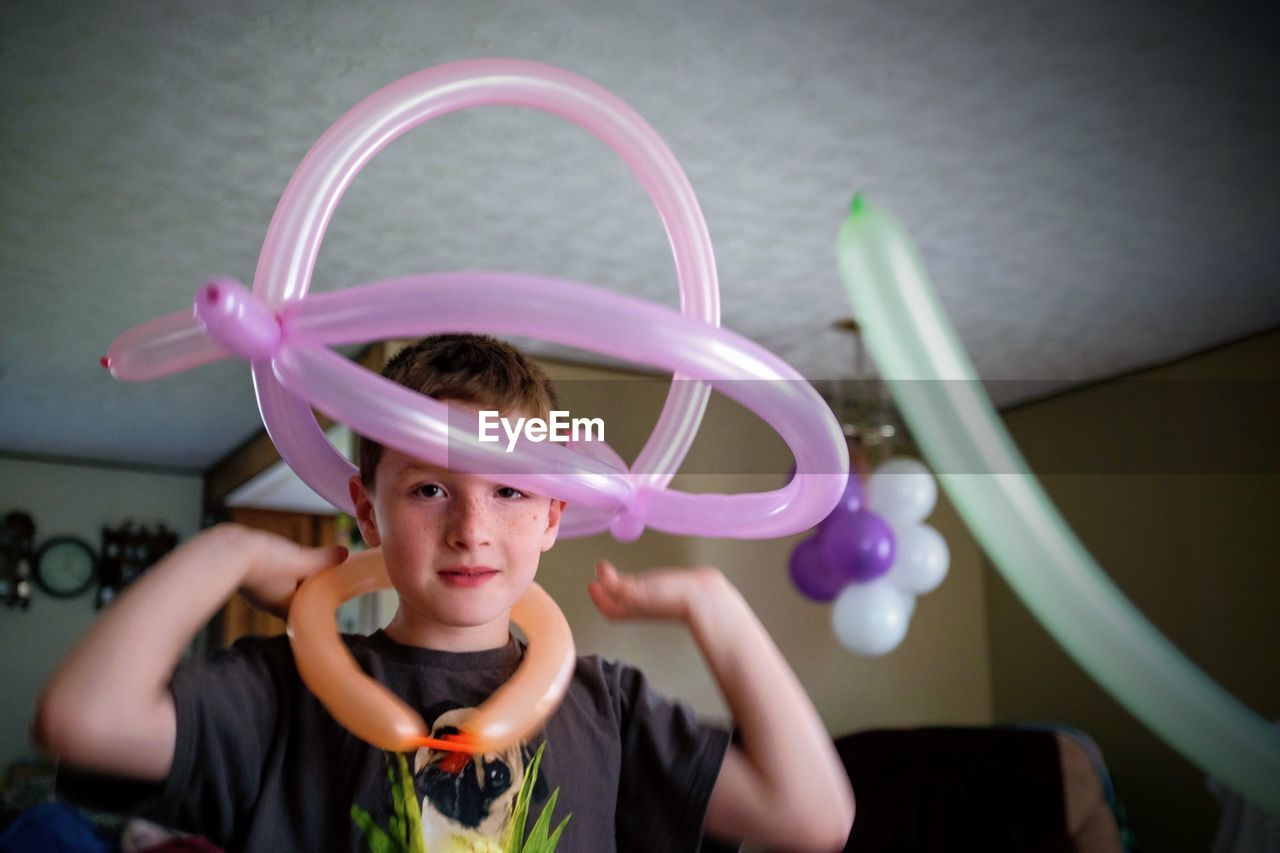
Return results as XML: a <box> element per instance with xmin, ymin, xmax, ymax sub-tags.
<box><xmin>356</xmin><ymin>334</ymin><xmax>560</xmax><ymax>488</ymax></box>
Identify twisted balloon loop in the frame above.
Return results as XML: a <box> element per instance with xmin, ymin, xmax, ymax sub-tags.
<box><xmin>106</xmin><ymin>58</ymin><xmax>849</xmax><ymax>543</ymax></box>
<box><xmin>106</xmin><ymin>59</ymin><xmax>849</xmax><ymax>757</ymax></box>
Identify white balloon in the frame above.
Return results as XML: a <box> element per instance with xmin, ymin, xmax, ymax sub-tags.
<box><xmin>886</xmin><ymin>523</ymin><xmax>950</xmax><ymax>594</ymax></box>
<box><xmin>831</xmin><ymin>579</ymin><xmax>915</xmax><ymax>656</ymax></box>
<box><xmin>866</xmin><ymin>457</ymin><xmax>937</xmax><ymax>524</ymax></box>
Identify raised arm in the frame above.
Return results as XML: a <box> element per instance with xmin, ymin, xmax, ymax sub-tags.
<box><xmin>33</xmin><ymin>524</ymin><xmax>345</xmax><ymax>781</ymax></box>
<box><xmin>588</xmin><ymin>561</ymin><xmax>854</xmax><ymax>852</ymax></box>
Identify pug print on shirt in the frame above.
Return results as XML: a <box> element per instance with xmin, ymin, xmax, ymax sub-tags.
<box><xmin>352</xmin><ymin>706</ymin><xmax>569</xmax><ymax>853</ymax></box>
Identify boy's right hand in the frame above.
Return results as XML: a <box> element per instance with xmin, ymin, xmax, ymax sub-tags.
<box><xmin>34</xmin><ymin>523</ymin><xmax>345</xmax><ymax>781</ymax></box>
<box><xmin>228</xmin><ymin>524</ymin><xmax>349</xmax><ymax>618</ymax></box>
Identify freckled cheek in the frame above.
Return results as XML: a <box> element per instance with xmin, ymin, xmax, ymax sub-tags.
<box><xmin>507</xmin><ymin>511</ymin><xmax>547</xmax><ymax>535</ymax></box>
<box><xmin>491</xmin><ymin>517</ymin><xmax>521</xmax><ymax>539</ymax></box>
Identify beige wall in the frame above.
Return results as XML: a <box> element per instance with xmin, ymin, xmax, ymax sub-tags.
<box><xmin>988</xmin><ymin>329</ymin><xmax>1280</xmax><ymax>851</ymax></box>
<box><xmin>535</xmin><ymin>361</ymin><xmax>993</xmax><ymax>737</ymax></box>
<box><xmin>0</xmin><ymin>457</ymin><xmax>204</xmax><ymax>770</ymax></box>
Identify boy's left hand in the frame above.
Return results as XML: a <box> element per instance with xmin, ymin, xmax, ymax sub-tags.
<box><xmin>590</xmin><ymin>557</ymin><xmax>855</xmax><ymax>849</ymax></box>
<box><xmin>587</xmin><ymin>559</ymin><xmax>727</xmax><ymax>623</ymax></box>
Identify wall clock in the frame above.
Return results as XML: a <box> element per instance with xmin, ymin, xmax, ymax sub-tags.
<box><xmin>34</xmin><ymin>536</ymin><xmax>97</xmax><ymax>599</ymax></box>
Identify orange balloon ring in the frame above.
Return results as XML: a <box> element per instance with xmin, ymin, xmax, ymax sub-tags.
<box><xmin>287</xmin><ymin>548</ymin><xmax>576</xmax><ymax>754</ymax></box>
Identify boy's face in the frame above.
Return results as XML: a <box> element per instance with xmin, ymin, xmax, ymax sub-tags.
<box><xmin>349</xmin><ymin>440</ymin><xmax>564</xmax><ymax>637</ymax></box>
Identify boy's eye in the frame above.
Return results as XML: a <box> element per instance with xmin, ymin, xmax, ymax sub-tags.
<box><xmin>495</xmin><ymin>487</ymin><xmax>525</xmax><ymax>500</ymax></box>
<box><xmin>415</xmin><ymin>484</ymin><xmax>445</xmax><ymax>498</ymax></box>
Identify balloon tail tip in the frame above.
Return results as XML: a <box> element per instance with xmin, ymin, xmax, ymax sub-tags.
<box><xmin>99</xmin><ymin>356</ymin><xmax>111</xmax><ymax>370</ymax></box>
<box><xmin>849</xmin><ymin>193</ymin><xmax>866</xmax><ymax>216</ymax></box>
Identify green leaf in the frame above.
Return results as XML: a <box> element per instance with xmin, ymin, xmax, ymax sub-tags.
<box><xmin>351</xmin><ymin>804</ymin><xmax>395</xmax><ymax>853</ymax></box>
<box><xmin>525</xmin><ymin>788</ymin><xmax>559</xmax><ymax>848</ymax></box>
<box><xmin>384</xmin><ymin>753</ymin><xmax>406</xmax><ymax>843</ymax></box>
<box><xmin>544</xmin><ymin>814</ymin><xmax>571</xmax><ymax>852</ymax></box>
<box><xmin>392</xmin><ymin>752</ymin><xmax>428</xmax><ymax>853</ymax></box>
<box><xmin>504</xmin><ymin>742</ymin><xmax>569</xmax><ymax>853</ymax></box>
<box><xmin>350</xmin><ymin>752</ymin><xmax>431</xmax><ymax>853</ymax></box>
<box><xmin>505</xmin><ymin>742</ymin><xmax>546</xmax><ymax>853</ymax></box>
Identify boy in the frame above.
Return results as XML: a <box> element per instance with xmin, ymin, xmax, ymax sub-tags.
<box><xmin>36</xmin><ymin>334</ymin><xmax>854</xmax><ymax>852</ymax></box>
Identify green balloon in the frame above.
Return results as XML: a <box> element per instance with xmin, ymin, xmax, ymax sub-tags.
<box><xmin>836</xmin><ymin>195</ymin><xmax>1279</xmax><ymax>811</ymax></box>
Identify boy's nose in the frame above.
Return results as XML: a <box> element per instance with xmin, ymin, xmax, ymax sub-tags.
<box><xmin>445</xmin><ymin>497</ymin><xmax>493</xmax><ymax>550</ymax></box>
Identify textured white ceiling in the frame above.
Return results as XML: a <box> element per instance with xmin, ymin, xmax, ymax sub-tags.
<box><xmin>2</xmin><ymin>0</ymin><xmax>1278</xmax><ymax>472</ymax></box>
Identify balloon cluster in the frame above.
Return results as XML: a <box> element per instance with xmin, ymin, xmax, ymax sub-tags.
<box><xmin>789</xmin><ymin>457</ymin><xmax>949</xmax><ymax>655</ymax></box>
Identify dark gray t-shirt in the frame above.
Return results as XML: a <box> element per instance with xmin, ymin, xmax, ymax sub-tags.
<box><xmin>61</xmin><ymin>631</ymin><xmax>733</xmax><ymax>852</ymax></box>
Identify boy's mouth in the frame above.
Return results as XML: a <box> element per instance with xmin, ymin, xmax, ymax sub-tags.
<box><xmin>438</xmin><ymin>566</ymin><xmax>499</xmax><ymax>588</ymax></box>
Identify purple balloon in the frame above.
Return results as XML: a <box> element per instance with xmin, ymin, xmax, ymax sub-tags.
<box><xmin>839</xmin><ymin>471</ymin><xmax>866</xmax><ymax>514</ymax></box>
<box><xmin>815</xmin><ymin>472</ymin><xmax>865</xmax><ymax>532</ymax></box>
<box><xmin>817</xmin><ymin>509</ymin><xmax>896</xmax><ymax>582</ymax></box>
<box><xmin>789</xmin><ymin>536</ymin><xmax>848</xmax><ymax>602</ymax></box>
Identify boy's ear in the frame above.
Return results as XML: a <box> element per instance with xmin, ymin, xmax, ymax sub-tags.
<box><xmin>348</xmin><ymin>475</ymin><xmax>382</xmax><ymax>547</ymax></box>
<box><xmin>540</xmin><ymin>499</ymin><xmax>566</xmax><ymax>552</ymax></box>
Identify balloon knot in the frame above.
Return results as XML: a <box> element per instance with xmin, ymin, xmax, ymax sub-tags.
<box><xmin>192</xmin><ymin>277</ymin><xmax>283</xmax><ymax>361</ymax></box>
<box><xmin>609</xmin><ymin>486</ymin><xmax>650</xmax><ymax>542</ymax></box>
